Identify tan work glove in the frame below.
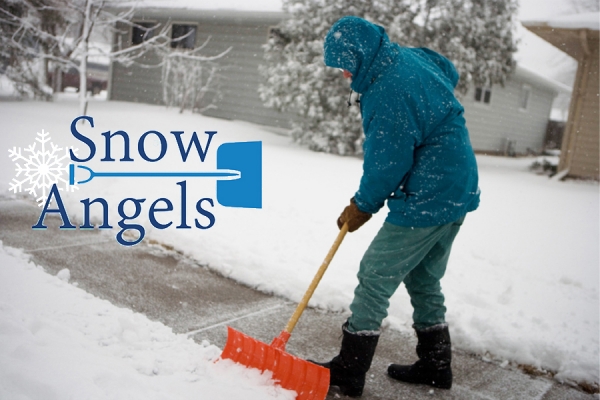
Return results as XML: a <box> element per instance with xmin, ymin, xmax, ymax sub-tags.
<box><xmin>337</xmin><ymin>198</ymin><xmax>372</xmax><ymax>232</ymax></box>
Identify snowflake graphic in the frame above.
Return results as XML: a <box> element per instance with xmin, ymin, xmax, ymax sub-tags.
<box><xmin>8</xmin><ymin>130</ymin><xmax>78</xmax><ymax>206</ymax></box>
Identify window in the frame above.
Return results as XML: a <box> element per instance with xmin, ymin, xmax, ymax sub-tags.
<box><xmin>131</xmin><ymin>22</ymin><xmax>156</xmax><ymax>45</ymax></box>
<box><xmin>171</xmin><ymin>24</ymin><xmax>197</xmax><ymax>49</ymax></box>
<box><xmin>519</xmin><ymin>85</ymin><xmax>531</xmax><ymax>110</ymax></box>
<box><xmin>474</xmin><ymin>87</ymin><xmax>492</xmax><ymax>104</ymax></box>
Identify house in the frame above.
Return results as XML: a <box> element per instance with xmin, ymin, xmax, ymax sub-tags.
<box><xmin>109</xmin><ymin>7</ymin><xmax>293</xmax><ymax>129</ymax></box>
<box><xmin>461</xmin><ymin>65</ymin><xmax>570</xmax><ymax>155</ymax></box>
<box><xmin>108</xmin><ymin>5</ymin><xmax>568</xmax><ymax>155</ymax></box>
<box><xmin>523</xmin><ymin>12</ymin><xmax>599</xmax><ymax>180</ymax></box>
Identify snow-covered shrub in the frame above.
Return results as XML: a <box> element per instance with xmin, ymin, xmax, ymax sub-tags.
<box><xmin>162</xmin><ymin>54</ymin><xmax>222</xmax><ymax>114</ymax></box>
<box><xmin>530</xmin><ymin>154</ymin><xmax>561</xmax><ymax>176</ymax></box>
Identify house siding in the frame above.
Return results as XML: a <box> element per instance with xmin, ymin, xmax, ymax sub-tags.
<box><xmin>109</xmin><ymin>11</ymin><xmax>294</xmax><ymax>129</ymax></box>
<box><xmin>110</xmin><ymin>47</ymin><xmax>164</xmax><ymax>104</ymax></box>
<box><xmin>462</xmin><ymin>71</ymin><xmax>556</xmax><ymax>155</ymax></box>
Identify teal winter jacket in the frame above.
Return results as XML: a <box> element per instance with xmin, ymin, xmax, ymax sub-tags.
<box><xmin>324</xmin><ymin>16</ymin><xmax>480</xmax><ymax>227</ymax></box>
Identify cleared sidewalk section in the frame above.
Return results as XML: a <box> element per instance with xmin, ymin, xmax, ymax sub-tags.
<box><xmin>0</xmin><ymin>198</ymin><xmax>593</xmax><ymax>400</ymax></box>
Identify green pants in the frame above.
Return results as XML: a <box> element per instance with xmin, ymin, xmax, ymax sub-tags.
<box><xmin>348</xmin><ymin>218</ymin><xmax>463</xmax><ymax>332</ymax></box>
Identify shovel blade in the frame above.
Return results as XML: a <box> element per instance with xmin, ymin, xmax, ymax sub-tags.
<box><xmin>220</xmin><ymin>327</ymin><xmax>329</xmax><ymax>400</ymax></box>
<box><xmin>216</xmin><ymin>141</ymin><xmax>262</xmax><ymax>209</ymax></box>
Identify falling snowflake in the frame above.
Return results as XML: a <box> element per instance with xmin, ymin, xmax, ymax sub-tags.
<box><xmin>8</xmin><ymin>130</ymin><xmax>78</xmax><ymax>206</ymax></box>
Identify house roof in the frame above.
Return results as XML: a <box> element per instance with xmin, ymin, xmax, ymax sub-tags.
<box><xmin>114</xmin><ymin>1</ymin><xmax>284</xmax><ymax>23</ymax></box>
<box><xmin>515</xmin><ymin>64</ymin><xmax>572</xmax><ymax>95</ymax></box>
<box><xmin>127</xmin><ymin>0</ymin><xmax>282</xmax><ymax>12</ymax></box>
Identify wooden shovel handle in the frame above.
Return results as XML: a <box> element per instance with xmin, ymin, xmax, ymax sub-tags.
<box><xmin>283</xmin><ymin>222</ymin><xmax>349</xmax><ymax>335</ymax></box>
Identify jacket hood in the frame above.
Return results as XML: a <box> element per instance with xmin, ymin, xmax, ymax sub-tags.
<box><xmin>324</xmin><ymin>16</ymin><xmax>394</xmax><ymax>93</ymax></box>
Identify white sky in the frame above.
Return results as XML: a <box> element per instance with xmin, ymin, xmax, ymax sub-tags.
<box><xmin>519</xmin><ymin>0</ymin><xmax>577</xmax><ymax>20</ymax></box>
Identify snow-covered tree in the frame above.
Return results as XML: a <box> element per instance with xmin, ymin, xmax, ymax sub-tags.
<box><xmin>0</xmin><ymin>0</ymin><xmax>171</xmax><ymax>114</ymax></box>
<box><xmin>0</xmin><ymin>0</ymin><xmax>61</xmax><ymax>100</ymax></box>
<box><xmin>260</xmin><ymin>1</ymin><xmax>415</xmax><ymax>155</ymax></box>
<box><xmin>260</xmin><ymin>0</ymin><xmax>518</xmax><ymax>155</ymax></box>
<box><xmin>411</xmin><ymin>0</ymin><xmax>519</xmax><ymax>94</ymax></box>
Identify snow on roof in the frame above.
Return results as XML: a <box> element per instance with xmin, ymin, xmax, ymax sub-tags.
<box><xmin>516</xmin><ymin>64</ymin><xmax>572</xmax><ymax>94</ymax></box>
<box><xmin>134</xmin><ymin>0</ymin><xmax>283</xmax><ymax>12</ymax></box>
<box><xmin>522</xmin><ymin>11</ymin><xmax>599</xmax><ymax>31</ymax></box>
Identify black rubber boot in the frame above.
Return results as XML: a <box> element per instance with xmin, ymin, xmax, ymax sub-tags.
<box><xmin>312</xmin><ymin>322</ymin><xmax>380</xmax><ymax>398</ymax></box>
<box><xmin>387</xmin><ymin>324</ymin><xmax>452</xmax><ymax>389</ymax></box>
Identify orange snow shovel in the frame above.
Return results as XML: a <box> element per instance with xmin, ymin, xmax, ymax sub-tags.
<box><xmin>220</xmin><ymin>222</ymin><xmax>349</xmax><ymax>400</ymax></box>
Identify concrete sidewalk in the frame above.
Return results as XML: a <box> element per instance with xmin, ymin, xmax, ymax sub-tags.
<box><xmin>0</xmin><ymin>198</ymin><xmax>594</xmax><ymax>400</ymax></box>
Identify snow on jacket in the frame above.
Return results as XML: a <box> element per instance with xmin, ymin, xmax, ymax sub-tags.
<box><xmin>324</xmin><ymin>16</ymin><xmax>480</xmax><ymax>227</ymax></box>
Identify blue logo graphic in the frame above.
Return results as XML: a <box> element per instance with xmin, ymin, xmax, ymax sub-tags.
<box><xmin>30</xmin><ymin>116</ymin><xmax>262</xmax><ymax>246</ymax></box>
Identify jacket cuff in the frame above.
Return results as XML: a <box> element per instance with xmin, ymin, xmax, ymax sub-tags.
<box><xmin>353</xmin><ymin>193</ymin><xmax>380</xmax><ymax>215</ymax></box>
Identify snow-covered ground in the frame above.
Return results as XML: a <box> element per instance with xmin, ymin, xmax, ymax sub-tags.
<box><xmin>0</xmin><ymin>96</ymin><xmax>598</xmax><ymax>397</ymax></box>
<box><xmin>0</xmin><ymin>243</ymin><xmax>294</xmax><ymax>400</ymax></box>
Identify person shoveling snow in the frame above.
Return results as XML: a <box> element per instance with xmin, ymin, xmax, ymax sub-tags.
<box><xmin>311</xmin><ymin>16</ymin><xmax>480</xmax><ymax>397</ymax></box>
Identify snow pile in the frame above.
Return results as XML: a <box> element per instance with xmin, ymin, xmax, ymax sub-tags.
<box><xmin>0</xmin><ymin>75</ymin><xmax>18</xmax><ymax>97</ymax></box>
<box><xmin>0</xmin><ymin>97</ymin><xmax>598</xmax><ymax>387</ymax></box>
<box><xmin>0</xmin><ymin>241</ymin><xmax>295</xmax><ymax>400</ymax></box>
